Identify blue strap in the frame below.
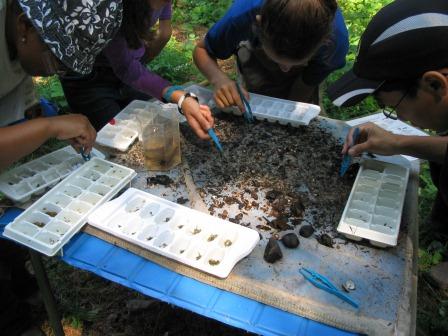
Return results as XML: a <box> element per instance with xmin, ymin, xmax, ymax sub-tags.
<box><xmin>163</xmin><ymin>85</ymin><xmax>184</xmax><ymax>103</ymax></box>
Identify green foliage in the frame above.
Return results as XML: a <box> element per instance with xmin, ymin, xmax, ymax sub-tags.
<box><xmin>339</xmin><ymin>0</ymin><xmax>393</xmax><ymax>62</ymax></box>
<box><xmin>322</xmin><ymin>0</ymin><xmax>393</xmax><ymax>119</ymax></box>
<box><xmin>419</xmin><ymin>162</ymin><xmax>438</xmax><ymax>225</ymax></box>
<box><xmin>149</xmin><ymin>34</ymin><xmax>204</xmax><ymax>84</ymax></box>
<box><xmin>34</xmin><ymin>76</ymin><xmax>66</xmax><ymax>107</ymax></box>
<box><xmin>419</xmin><ymin>248</ymin><xmax>444</xmax><ymax>272</ymax></box>
<box><xmin>173</xmin><ymin>0</ymin><xmax>232</xmax><ymax>28</ymax></box>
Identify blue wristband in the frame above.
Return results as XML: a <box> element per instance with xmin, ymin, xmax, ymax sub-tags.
<box><xmin>163</xmin><ymin>85</ymin><xmax>184</xmax><ymax>103</ymax></box>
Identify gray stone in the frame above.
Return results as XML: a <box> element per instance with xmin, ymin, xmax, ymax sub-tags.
<box><xmin>126</xmin><ymin>299</ymin><xmax>155</xmax><ymax>312</ymax></box>
<box><xmin>429</xmin><ymin>262</ymin><xmax>448</xmax><ymax>291</ymax></box>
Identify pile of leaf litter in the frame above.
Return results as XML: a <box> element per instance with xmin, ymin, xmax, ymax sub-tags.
<box><xmin>181</xmin><ymin>113</ymin><xmax>358</xmax><ymax>245</ymax></box>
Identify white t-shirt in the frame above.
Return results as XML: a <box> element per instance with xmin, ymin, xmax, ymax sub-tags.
<box><xmin>0</xmin><ymin>0</ymin><xmax>38</xmax><ymax>127</ymax></box>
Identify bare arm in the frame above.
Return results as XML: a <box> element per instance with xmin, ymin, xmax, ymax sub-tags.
<box><xmin>193</xmin><ymin>39</ymin><xmax>248</xmax><ymax>113</ymax></box>
<box><xmin>0</xmin><ymin>114</ymin><xmax>96</xmax><ymax>170</ymax></box>
<box><xmin>144</xmin><ymin>19</ymin><xmax>172</xmax><ymax>62</ymax></box>
<box><xmin>393</xmin><ymin>135</ymin><xmax>447</xmax><ymax>163</ymax></box>
<box><xmin>344</xmin><ymin>122</ymin><xmax>448</xmax><ymax>164</ymax></box>
<box><xmin>193</xmin><ymin>39</ymin><xmax>228</xmax><ymax>86</ymax></box>
<box><xmin>161</xmin><ymin>87</ymin><xmax>214</xmax><ymax>140</ymax></box>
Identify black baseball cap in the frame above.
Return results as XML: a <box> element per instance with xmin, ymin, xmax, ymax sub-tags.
<box><xmin>329</xmin><ymin>0</ymin><xmax>448</xmax><ymax>107</ymax></box>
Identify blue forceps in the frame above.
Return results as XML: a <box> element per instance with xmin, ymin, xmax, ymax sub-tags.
<box><xmin>207</xmin><ymin>128</ymin><xmax>223</xmax><ymax>153</ymax></box>
<box><xmin>340</xmin><ymin>127</ymin><xmax>360</xmax><ymax>177</ymax></box>
<box><xmin>299</xmin><ymin>268</ymin><xmax>359</xmax><ymax>309</ymax></box>
<box><xmin>235</xmin><ymin>82</ymin><xmax>254</xmax><ymax>123</ymax></box>
<box><xmin>80</xmin><ymin>147</ymin><xmax>91</xmax><ymax>161</ymax></box>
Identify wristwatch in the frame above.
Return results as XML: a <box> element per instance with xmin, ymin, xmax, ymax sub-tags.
<box><xmin>177</xmin><ymin>92</ymin><xmax>199</xmax><ymax>115</ymax></box>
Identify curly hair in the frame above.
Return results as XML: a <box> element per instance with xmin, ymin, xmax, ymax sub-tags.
<box><xmin>259</xmin><ymin>0</ymin><xmax>337</xmax><ymax>61</ymax></box>
<box><xmin>121</xmin><ymin>1</ymin><xmax>155</xmax><ymax>49</ymax></box>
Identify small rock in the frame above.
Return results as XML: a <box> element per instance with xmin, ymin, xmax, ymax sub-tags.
<box><xmin>342</xmin><ymin>280</ymin><xmax>356</xmax><ymax>292</ymax></box>
<box><xmin>220</xmin><ymin>210</ymin><xmax>229</xmax><ymax>220</ymax></box>
<box><xmin>235</xmin><ymin>213</ymin><xmax>244</xmax><ymax>221</ymax></box>
<box><xmin>126</xmin><ymin>299</ymin><xmax>155</xmax><ymax>312</ymax></box>
<box><xmin>264</xmin><ymin>237</ymin><xmax>283</xmax><ymax>263</ymax></box>
<box><xmin>299</xmin><ymin>225</ymin><xmax>315</xmax><ymax>238</ymax></box>
<box><xmin>266</xmin><ymin>190</ymin><xmax>281</xmax><ymax>202</ymax></box>
<box><xmin>281</xmin><ymin>233</ymin><xmax>300</xmax><ymax>248</ymax></box>
<box><xmin>107</xmin><ymin>312</ymin><xmax>119</xmax><ymax>324</ymax></box>
<box><xmin>429</xmin><ymin>262</ymin><xmax>448</xmax><ymax>291</ymax></box>
<box><xmin>176</xmin><ymin>197</ymin><xmax>188</xmax><ymax>205</ymax></box>
<box><xmin>251</xmin><ymin>190</ymin><xmax>259</xmax><ymax>200</ymax></box>
<box><xmin>317</xmin><ymin>234</ymin><xmax>333</xmax><ymax>248</ymax></box>
<box><xmin>256</xmin><ymin>224</ymin><xmax>272</xmax><ymax>231</ymax></box>
<box><xmin>290</xmin><ymin>199</ymin><xmax>305</xmax><ymax>217</ymax></box>
<box><xmin>147</xmin><ymin>175</ymin><xmax>173</xmax><ymax>186</ymax></box>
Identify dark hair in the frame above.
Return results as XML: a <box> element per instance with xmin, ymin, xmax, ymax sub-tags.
<box><xmin>121</xmin><ymin>1</ymin><xmax>154</xmax><ymax>49</ymax></box>
<box><xmin>259</xmin><ymin>0</ymin><xmax>337</xmax><ymax>61</ymax></box>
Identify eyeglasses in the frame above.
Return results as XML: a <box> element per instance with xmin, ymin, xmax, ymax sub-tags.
<box><xmin>376</xmin><ymin>86</ymin><xmax>410</xmax><ymax>120</ymax></box>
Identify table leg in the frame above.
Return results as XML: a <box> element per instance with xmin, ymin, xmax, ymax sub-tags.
<box><xmin>29</xmin><ymin>250</ymin><xmax>65</xmax><ymax>336</ymax></box>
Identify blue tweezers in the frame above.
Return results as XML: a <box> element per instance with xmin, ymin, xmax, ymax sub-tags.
<box><xmin>299</xmin><ymin>268</ymin><xmax>359</xmax><ymax>309</ymax></box>
<box><xmin>339</xmin><ymin>127</ymin><xmax>360</xmax><ymax>177</ymax></box>
<box><xmin>235</xmin><ymin>82</ymin><xmax>254</xmax><ymax>123</ymax></box>
<box><xmin>207</xmin><ymin>128</ymin><xmax>223</xmax><ymax>153</ymax></box>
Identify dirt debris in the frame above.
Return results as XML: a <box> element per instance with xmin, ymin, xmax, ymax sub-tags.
<box><xmin>147</xmin><ymin>175</ymin><xmax>174</xmax><ymax>186</ymax></box>
<box><xmin>182</xmin><ymin>115</ymin><xmax>357</xmax><ymax>237</ymax></box>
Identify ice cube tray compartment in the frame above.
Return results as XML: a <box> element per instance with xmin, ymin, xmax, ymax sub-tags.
<box><xmin>87</xmin><ymin>188</ymin><xmax>260</xmax><ymax>278</ymax></box>
<box><xmin>96</xmin><ymin>122</ymin><xmax>138</xmax><ymax>152</ymax></box>
<box><xmin>185</xmin><ymin>85</ymin><xmax>320</xmax><ymax>126</ymax></box>
<box><xmin>337</xmin><ymin>159</ymin><xmax>409</xmax><ymax>247</ymax></box>
<box><xmin>3</xmin><ymin>158</ymin><xmax>136</xmax><ymax>256</ymax></box>
<box><xmin>0</xmin><ymin>146</ymin><xmax>105</xmax><ymax>203</ymax></box>
<box><xmin>96</xmin><ymin>100</ymin><xmax>162</xmax><ymax>151</ymax></box>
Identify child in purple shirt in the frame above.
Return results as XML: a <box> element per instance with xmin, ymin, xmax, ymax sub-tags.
<box><xmin>61</xmin><ymin>0</ymin><xmax>213</xmax><ymax>140</ymax></box>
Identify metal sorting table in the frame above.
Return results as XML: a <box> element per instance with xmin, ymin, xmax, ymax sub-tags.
<box><xmin>0</xmin><ymin>115</ymin><xmax>418</xmax><ymax>336</ymax></box>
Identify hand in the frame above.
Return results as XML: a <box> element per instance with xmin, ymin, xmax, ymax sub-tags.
<box><xmin>50</xmin><ymin>114</ymin><xmax>96</xmax><ymax>153</ymax></box>
<box><xmin>342</xmin><ymin>122</ymin><xmax>400</xmax><ymax>157</ymax></box>
<box><xmin>181</xmin><ymin>97</ymin><xmax>214</xmax><ymax>140</ymax></box>
<box><xmin>213</xmin><ymin>77</ymin><xmax>249</xmax><ymax>114</ymax></box>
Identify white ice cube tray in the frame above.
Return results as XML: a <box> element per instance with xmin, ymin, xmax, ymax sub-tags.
<box><xmin>96</xmin><ymin>100</ymin><xmax>159</xmax><ymax>151</ymax></box>
<box><xmin>88</xmin><ymin>188</ymin><xmax>260</xmax><ymax>278</ymax></box>
<box><xmin>337</xmin><ymin>160</ymin><xmax>410</xmax><ymax>247</ymax></box>
<box><xmin>3</xmin><ymin>158</ymin><xmax>136</xmax><ymax>256</ymax></box>
<box><xmin>186</xmin><ymin>84</ymin><xmax>320</xmax><ymax>126</ymax></box>
<box><xmin>0</xmin><ymin>146</ymin><xmax>105</xmax><ymax>203</ymax></box>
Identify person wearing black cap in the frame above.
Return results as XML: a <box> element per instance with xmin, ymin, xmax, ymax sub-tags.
<box><xmin>328</xmin><ymin>0</ymin><xmax>448</xmax><ymax>283</ymax></box>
